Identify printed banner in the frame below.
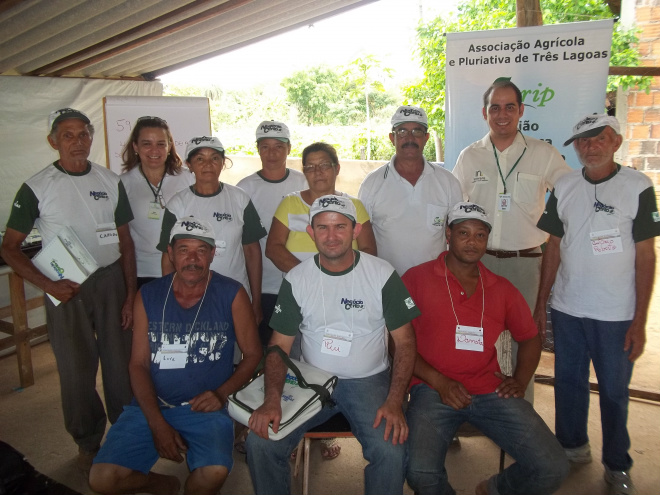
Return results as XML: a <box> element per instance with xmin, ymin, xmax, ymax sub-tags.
<box><xmin>445</xmin><ymin>19</ymin><xmax>614</xmax><ymax>170</ymax></box>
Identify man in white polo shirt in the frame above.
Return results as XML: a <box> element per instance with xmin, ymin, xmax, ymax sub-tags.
<box><xmin>359</xmin><ymin>105</ymin><xmax>462</xmax><ymax>276</ymax></box>
<box><xmin>245</xmin><ymin>194</ymin><xmax>419</xmax><ymax>495</ymax></box>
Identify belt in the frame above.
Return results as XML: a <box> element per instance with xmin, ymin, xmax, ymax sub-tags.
<box><xmin>485</xmin><ymin>247</ymin><xmax>542</xmax><ymax>259</ymax></box>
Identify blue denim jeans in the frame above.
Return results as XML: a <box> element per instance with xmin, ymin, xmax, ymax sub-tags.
<box><xmin>406</xmin><ymin>384</ymin><xmax>568</xmax><ymax>495</ymax></box>
<box><xmin>246</xmin><ymin>369</ymin><xmax>406</xmax><ymax>495</ymax></box>
<box><xmin>551</xmin><ymin>309</ymin><xmax>634</xmax><ymax>471</ymax></box>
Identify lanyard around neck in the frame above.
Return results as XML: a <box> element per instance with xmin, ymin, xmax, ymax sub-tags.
<box><xmin>491</xmin><ymin>133</ymin><xmax>527</xmax><ymax>195</ymax></box>
<box><xmin>444</xmin><ymin>258</ymin><xmax>485</xmax><ymax>330</ymax></box>
<box><xmin>140</xmin><ymin>165</ymin><xmax>166</xmax><ymax>206</ymax></box>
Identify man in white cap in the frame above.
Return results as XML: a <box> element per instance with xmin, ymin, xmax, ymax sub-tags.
<box><xmin>403</xmin><ymin>202</ymin><xmax>568</xmax><ymax>495</ymax></box>
<box><xmin>89</xmin><ymin>217</ymin><xmax>261</xmax><ymax>495</ymax></box>
<box><xmin>535</xmin><ymin>114</ymin><xmax>660</xmax><ymax>494</ymax></box>
<box><xmin>1</xmin><ymin>108</ymin><xmax>137</xmax><ymax>470</ymax></box>
<box><xmin>452</xmin><ymin>77</ymin><xmax>571</xmax><ymax>402</ymax></box>
<box><xmin>246</xmin><ymin>194</ymin><xmax>419</xmax><ymax>495</ymax></box>
<box><xmin>237</xmin><ymin>121</ymin><xmax>307</xmax><ymax>348</ymax></box>
<box><xmin>359</xmin><ymin>105</ymin><xmax>462</xmax><ymax>276</ymax></box>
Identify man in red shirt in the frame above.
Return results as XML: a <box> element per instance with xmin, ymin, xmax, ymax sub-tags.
<box><xmin>402</xmin><ymin>202</ymin><xmax>568</xmax><ymax>495</ymax></box>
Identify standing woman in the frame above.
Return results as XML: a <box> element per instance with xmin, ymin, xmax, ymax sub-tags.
<box><xmin>120</xmin><ymin>116</ymin><xmax>194</xmax><ymax>288</ymax></box>
<box><xmin>266</xmin><ymin>141</ymin><xmax>376</xmax><ymax>272</ymax></box>
<box><xmin>157</xmin><ymin>136</ymin><xmax>267</xmax><ymax>323</ymax></box>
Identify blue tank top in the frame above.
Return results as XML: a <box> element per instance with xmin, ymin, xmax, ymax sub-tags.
<box><xmin>141</xmin><ymin>271</ymin><xmax>241</xmax><ymax>405</ymax></box>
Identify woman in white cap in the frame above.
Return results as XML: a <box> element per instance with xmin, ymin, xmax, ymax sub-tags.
<box><xmin>120</xmin><ymin>116</ymin><xmax>194</xmax><ymax>288</ymax></box>
<box><xmin>157</xmin><ymin>136</ymin><xmax>267</xmax><ymax>323</ymax></box>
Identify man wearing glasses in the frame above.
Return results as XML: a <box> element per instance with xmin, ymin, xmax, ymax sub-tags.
<box><xmin>359</xmin><ymin>105</ymin><xmax>462</xmax><ymax>276</ymax></box>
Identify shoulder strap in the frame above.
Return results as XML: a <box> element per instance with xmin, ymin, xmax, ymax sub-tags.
<box><xmin>266</xmin><ymin>345</ymin><xmax>334</xmax><ymax>405</ymax></box>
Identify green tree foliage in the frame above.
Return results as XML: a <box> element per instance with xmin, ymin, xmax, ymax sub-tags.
<box><xmin>282</xmin><ymin>66</ymin><xmax>344</xmax><ymax>125</ymax></box>
<box><xmin>282</xmin><ymin>62</ymin><xmax>398</xmax><ymax>127</ymax></box>
<box><xmin>405</xmin><ymin>0</ymin><xmax>651</xmax><ymax>137</ymax></box>
<box><xmin>164</xmin><ymin>83</ymin><xmax>292</xmax><ymax>133</ymax></box>
<box><xmin>343</xmin><ymin>55</ymin><xmax>395</xmax><ymax>159</ymax></box>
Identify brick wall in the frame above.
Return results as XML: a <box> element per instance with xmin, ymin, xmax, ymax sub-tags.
<box><xmin>622</xmin><ymin>0</ymin><xmax>660</xmax><ymax>183</ymax></box>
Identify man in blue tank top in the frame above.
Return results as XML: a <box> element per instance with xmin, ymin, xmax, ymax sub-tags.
<box><xmin>89</xmin><ymin>217</ymin><xmax>261</xmax><ymax>495</ymax></box>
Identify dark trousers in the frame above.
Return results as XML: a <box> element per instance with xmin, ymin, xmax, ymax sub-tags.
<box><xmin>45</xmin><ymin>261</ymin><xmax>133</xmax><ymax>451</ymax></box>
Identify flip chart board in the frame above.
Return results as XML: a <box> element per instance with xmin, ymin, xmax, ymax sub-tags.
<box><xmin>103</xmin><ymin>96</ymin><xmax>211</xmax><ymax>174</ymax></box>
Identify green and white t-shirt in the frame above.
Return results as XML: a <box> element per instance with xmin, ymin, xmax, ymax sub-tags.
<box><xmin>270</xmin><ymin>251</ymin><xmax>420</xmax><ymax>379</ymax></box>
<box><xmin>7</xmin><ymin>161</ymin><xmax>133</xmax><ymax>268</ymax></box>
<box><xmin>157</xmin><ymin>183</ymin><xmax>266</xmax><ymax>293</ymax></box>
<box><xmin>538</xmin><ymin>165</ymin><xmax>660</xmax><ymax>320</ymax></box>
<box><xmin>121</xmin><ymin>166</ymin><xmax>194</xmax><ymax>278</ymax></box>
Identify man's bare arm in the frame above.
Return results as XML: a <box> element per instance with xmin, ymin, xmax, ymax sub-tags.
<box><xmin>374</xmin><ymin>323</ymin><xmax>416</xmax><ymax>445</ymax></box>
<box><xmin>533</xmin><ymin>235</ymin><xmax>561</xmax><ymax>339</ymax></box>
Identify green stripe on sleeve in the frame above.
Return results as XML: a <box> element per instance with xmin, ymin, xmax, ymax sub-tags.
<box><xmin>157</xmin><ymin>209</ymin><xmax>178</xmax><ymax>252</ymax></box>
<box><xmin>269</xmin><ymin>279</ymin><xmax>302</xmax><ymax>336</ymax></box>
<box><xmin>633</xmin><ymin>186</ymin><xmax>660</xmax><ymax>242</ymax></box>
<box><xmin>114</xmin><ymin>180</ymin><xmax>134</xmax><ymax>227</ymax></box>
<box><xmin>241</xmin><ymin>200</ymin><xmax>267</xmax><ymax>245</ymax></box>
<box><xmin>382</xmin><ymin>271</ymin><xmax>421</xmax><ymax>331</ymax></box>
<box><xmin>6</xmin><ymin>184</ymin><xmax>40</xmax><ymax>234</ymax></box>
<box><xmin>536</xmin><ymin>189</ymin><xmax>564</xmax><ymax>238</ymax></box>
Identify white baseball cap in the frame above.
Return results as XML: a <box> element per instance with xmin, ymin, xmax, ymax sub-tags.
<box><xmin>564</xmin><ymin>114</ymin><xmax>621</xmax><ymax>146</ymax></box>
<box><xmin>447</xmin><ymin>202</ymin><xmax>492</xmax><ymax>231</ymax></box>
<box><xmin>169</xmin><ymin>216</ymin><xmax>216</xmax><ymax>247</ymax></box>
<box><xmin>391</xmin><ymin>105</ymin><xmax>428</xmax><ymax>129</ymax></box>
<box><xmin>309</xmin><ymin>195</ymin><xmax>357</xmax><ymax>223</ymax></box>
<box><xmin>256</xmin><ymin>120</ymin><xmax>290</xmax><ymax>142</ymax></box>
<box><xmin>185</xmin><ymin>136</ymin><xmax>224</xmax><ymax>161</ymax></box>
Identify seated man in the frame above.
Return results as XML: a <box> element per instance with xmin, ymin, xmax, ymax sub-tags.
<box><xmin>89</xmin><ymin>217</ymin><xmax>261</xmax><ymax>495</ymax></box>
<box><xmin>246</xmin><ymin>195</ymin><xmax>419</xmax><ymax>495</ymax></box>
<box><xmin>402</xmin><ymin>202</ymin><xmax>568</xmax><ymax>495</ymax></box>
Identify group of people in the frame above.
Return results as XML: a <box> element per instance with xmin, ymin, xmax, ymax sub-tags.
<box><xmin>1</xmin><ymin>76</ymin><xmax>656</xmax><ymax>495</ymax></box>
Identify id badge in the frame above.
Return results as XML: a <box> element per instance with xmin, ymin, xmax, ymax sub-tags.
<box><xmin>455</xmin><ymin>325</ymin><xmax>484</xmax><ymax>352</ymax></box>
<box><xmin>497</xmin><ymin>194</ymin><xmax>512</xmax><ymax>211</ymax></box>
<box><xmin>590</xmin><ymin>228</ymin><xmax>623</xmax><ymax>255</ymax></box>
<box><xmin>159</xmin><ymin>343</ymin><xmax>188</xmax><ymax>369</ymax></box>
<box><xmin>321</xmin><ymin>329</ymin><xmax>353</xmax><ymax>357</ymax></box>
<box><xmin>214</xmin><ymin>240</ymin><xmax>226</xmax><ymax>256</ymax></box>
<box><xmin>96</xmin><ymin>222</ymin><xmax>119</xmax><ymax>245</ymax></box>
<box><xmin>147</xmin><ymin>201</ymin><xmax>161</xmax><ymax>220</ymax></box>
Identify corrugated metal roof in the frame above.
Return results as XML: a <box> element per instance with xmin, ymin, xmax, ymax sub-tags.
<box><xmin>0</xmin><ymin>0</ymin><xmax>376</xmax><ymax>80</ymax></box>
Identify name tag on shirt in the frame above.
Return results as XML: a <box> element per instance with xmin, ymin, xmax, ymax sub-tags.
<box><xmin>321</xmin><ymin>329</ymin><xmax>353</xmax><ymax>357</ymax></box>
<box><xmin>96</xmin><ymin>222</ymin><xmax>119</xmax><ymax>245</ymax></box>
<box><xmin>497</xmin><ymin>194</ymin><xmax>512</xmax><ymax>211</ymax></box>
<box><xmin>455</xmin><ymin>325</ymin><xmax>484</xmax><ymax>352</ymax></box>
<box><xmin>147</xmin><ymin>201</ymin><xmax>161</xmax><ymax>220</ymax></box>
<box><xmin>159</xmin><ymin>344</ymin><xmax>188</xmax><ymax>369</ymax></box>
<box><xmin>215</xmin><ymin>240</ymin><xmax>226</xmax><ymax>256</ymax></box>
<box><xmin>590</xmin><ymin>228</ymin><xmax>623</xmax><ymax>255</ymax></box>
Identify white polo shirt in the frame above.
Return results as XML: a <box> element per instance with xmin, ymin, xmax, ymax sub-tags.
<box><xmin>359</xmin><ymin>158</ymin><xmax>462</xmax><ymax>276</ymax></box>
<box><xmin>453</xmin><ymin>132</ymin><xmax>570</xmax><ymax>251</ymax></box>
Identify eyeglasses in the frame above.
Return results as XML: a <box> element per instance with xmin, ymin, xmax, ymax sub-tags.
<box><xmin>303</xmin><ymin>162</ymin><xmax>335</xmax><ymax>173</ymax></box>
<box><xmin>137</xmin><ymin>116</ymin><xmax>168</xmax><ymax>124</ymax></box>
<box><xmin>393</xmin><ymin>128</ymin><xmax>427</xmax><ymax>138</ymax></box>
